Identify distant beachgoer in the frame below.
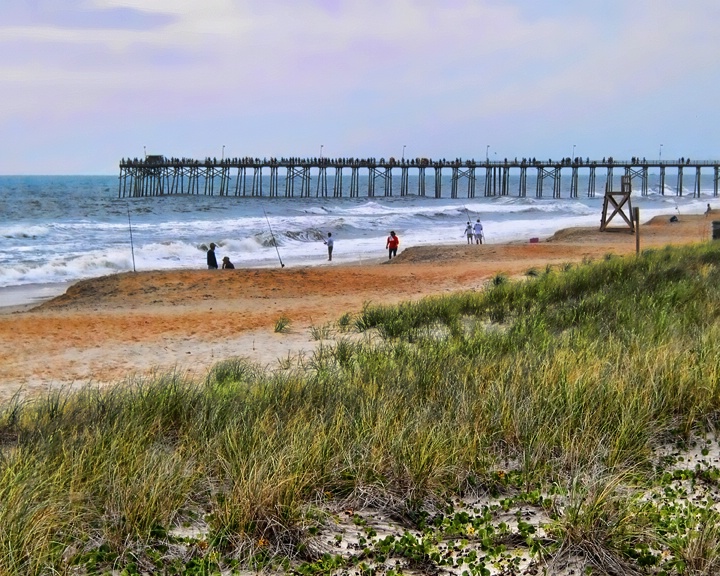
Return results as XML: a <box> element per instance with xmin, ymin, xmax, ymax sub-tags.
<box><xmin>464</xmin><ymin>222</ymin><xmax>474</xmax><ymax>244</ymax></box>
<box><xmin>222</xmin><ymin>256</ymin><xmax>234</xmax><ymax>269</ymax></box>
<box><xmin>207</xmin><ymin>243</ymin><xmax>218</xmax><ymax>269</ymax></box>
<box><xmin>324</xmin><ymin>232</ymin><xmax>334</xmax><ymax>261</ymax></box>
<box><xmin>473</xmin><ymin>219</ymin><xmax>484</xmax><ymax>245</ymax></box>
<box><xmin>707</xmin><ymin>203</ymin><xmax>712</xmax><ymax>215</ymax></box>
<box><xmin>386</xmin><ymin>231</ymin><xmax>399</xmax><ymax>259</ymax></box>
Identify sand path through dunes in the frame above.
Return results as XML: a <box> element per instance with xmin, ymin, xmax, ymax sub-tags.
<box><xmin>0</xmin><ymin>214</ymin><xmax>716</xmax><ymax>399</ymax></box>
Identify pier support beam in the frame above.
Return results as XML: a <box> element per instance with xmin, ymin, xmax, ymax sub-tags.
<box><xmin>659</xmin><ymin>166</ymin><xmax>665</xmax><ymax>195</ymax></box>
<box><xmin>251</xmin><ymin>166</ymin><xmax>263</xmax><ymax>197</ymax></box>
<box><xmin>418</xmin><ymin>167</ymin><xmax>426</xmax><ymax>196</ymax></box>
<box><xmin>587</xmin><ymin>166</ymin><xmax>596</xmax><ymax>197</ymax></box>
<box><xmin>536</xmin><ymin>166</ymin><xmax>561</xmax><ymax>198</ymax></box>
<box><xmin>269</xmin><ymin>166</ymin><xmax>279</xmax><ymax>197</ymax></box>
<box><xmin>368</xmin><ymin>167</ymin><xmax>392</xmax><ymax>197</ymax></box>
<box><xmin>434</xmin><ymin>167</ymin><xmax>442</xmax><ymax>198</ymax></box>
<box><xmin>451</xmin><ymin>166</ymin><xmax>476</xmax><ymax>198</ymax></box>
<box><xmin>518</xmin><ymin>166</ymin><xmax>527</xmax><ymax>197</ymax></box>
<box><xmin>570</xmin><ymin>165</ymin><xmax>579</xmax><ymax>198</ymax></box>
<box><xmin>484</xmin><ymin>166</ymin><xmax>492</xmax><ymax>196</ymax></box>
<box><xmin>333</xmin><ymin>168</ymin><xmax>343</xmax><ymax>197</ymax></box>
<box><xmin>350</xmin><ymin>166</ymin><xmax>360</xmax><ymax>197</ymax></box>
<box><xmin>624</xmin><ymin>166</ymin><xmax>647</xmax><ymax>196</ymax></box>
<box><xmin>677</xmin><ymin>166</ymin><xmax>684</xmax><ymax>196</ymax></box>
<box><xmin>400</xmin><ymin>166</ymin><xmax>409</xmax><ymax>196</ymax></box>
<box><xmin>500</xmin><ymin>166</ymin><xmax>510</xmax><ymax>196</ymax></box>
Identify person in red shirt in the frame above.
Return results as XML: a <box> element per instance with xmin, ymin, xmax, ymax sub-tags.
<box><xmin>386</xmin><ymin>230</ymin><xmax>399</xmax><ymax>259</ymax></box>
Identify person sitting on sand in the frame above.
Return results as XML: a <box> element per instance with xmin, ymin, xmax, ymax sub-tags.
<box><xmin>221</xmin><ymin>256</ymin><xmax>235</xmax><ymax>269</ymax></box>
<box><xmin>207</xmin><ymin>243</ymin><xmax>218</xmax><ymax>269</ymax></box>
<box><xmin>464</xmin><ymin>222</ymin><xmax>474</xmax><ymax>244</ymax></box>
<box><xmin>386</xmin><ymin>231</ymin><xmax>399</xmax><ymax>260</ymax></box>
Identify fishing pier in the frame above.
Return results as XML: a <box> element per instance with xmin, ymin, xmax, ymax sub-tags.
<box><xmin>118</xmin><ymin>156</ymin><xmax>720</xmax><ymax>199</ymax></box>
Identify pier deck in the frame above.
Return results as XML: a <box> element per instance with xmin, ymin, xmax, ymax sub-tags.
<box><xmin>118</xmin><ymin>156</ymin><xmax>720</xmax><ymax>199</ymax></box>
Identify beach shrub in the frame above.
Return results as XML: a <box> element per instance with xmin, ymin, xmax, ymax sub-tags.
<box><xmin>274</xmin><ymin>316</ymin><xmax>292</xmax><ymax>333</ymax></box>
<box><xmin>2</xmin><ymin>243</ymin><xmax>720</xmax><ymax>573</ymax></box>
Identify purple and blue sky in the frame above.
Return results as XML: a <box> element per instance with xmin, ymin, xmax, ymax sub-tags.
<box><xmin>2</xmin><ymin>0</ymin><xmax>719</xmax><ymax>174</ymax></box>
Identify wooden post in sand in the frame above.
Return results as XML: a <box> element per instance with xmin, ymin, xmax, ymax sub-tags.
<box><xmin>634</xmin><ymin>207</ymin><xmax>640</xmax><ymax>254</ymax></box>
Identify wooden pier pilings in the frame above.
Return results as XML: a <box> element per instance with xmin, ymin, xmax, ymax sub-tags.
<box><xmin>118</xmin><ymin>156</ymin><xmax>720</xmax><ymax>199</ymax></box>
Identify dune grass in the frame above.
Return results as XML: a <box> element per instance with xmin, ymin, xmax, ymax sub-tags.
<box><xmin>2</xmin><ymin>243</ymin><xmax>720</xmax><ymax>574</ymax></box>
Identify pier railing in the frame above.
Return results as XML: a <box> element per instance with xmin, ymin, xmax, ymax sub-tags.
<box><xmin>118</xmin><ymin>156</ymin><xmax>720</xmax><ymax>199</ymax></box>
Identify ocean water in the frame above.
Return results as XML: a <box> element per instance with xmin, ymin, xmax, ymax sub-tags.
<box><xmin>0</xmin><ymin>174</ymin><xmax>715</xmax><ymax>302</ymax></box>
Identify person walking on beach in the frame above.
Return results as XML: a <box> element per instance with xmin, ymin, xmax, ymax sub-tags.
<box><xmin>464</xmin><ymin>222</ymin><xmax>474</xmax><ymax>244</ymax></box>
<box><xmin>386</xmin><ymin>231</ymin><xmax>399</xmax><ymax>259</ymax></box>
<box><xmin>324</xmin><ymin>232</ymin><xmax>334</xmax><ymax>261</ymax></box>
<box><xmin>473</xmin><ymin>219</ymin><xmax>484</xmax><ymax>244</ymax></box>
<box><xmin>207</xmin><ymin>243</ymin><xmax>218</xmax><ymax>269</ymax></box>
<box><xmin>221</xmin><ymin>256</ymin><xmax>235</xmax><ymax>269</ymax></box>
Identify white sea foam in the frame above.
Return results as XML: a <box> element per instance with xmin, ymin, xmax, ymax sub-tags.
<box><xmin>0</xmin><ymin>224</ymin><xmax>51</xmax><ymax>238</ymax></box>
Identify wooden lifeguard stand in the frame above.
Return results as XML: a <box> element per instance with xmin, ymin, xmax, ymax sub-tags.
<box><xmin>600</xmin><ymin>175</ymin><xmax>635</xmax><ymax>233</ymax></box>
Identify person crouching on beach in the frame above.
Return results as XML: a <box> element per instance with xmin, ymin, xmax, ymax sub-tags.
<box><xmin>207</xmin><ymin>243</ymin><xmax>218</xmax><ymax>269</ymax></box>
<box><xmin>324</xmin><ymin>232</ymin><xmax>334</xmax><ymax>261</ymax></box>
<box><xmin>386</xmin><ymin>231</ymin><xmax>399</xmax><ymax>259</ymax></box>
<box><xmin>222</xmin><ymin>256</ymin><xmax>235</xmax><ymax>269</ymax></box>
<box><xmin>464</xmin><ymin>222</ymin><xmax>474</xmax><ymax>244</ymax></box>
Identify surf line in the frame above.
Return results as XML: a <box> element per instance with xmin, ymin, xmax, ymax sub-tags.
<box><xmin>126</xmin><ymin>202</ymin><xmax>137</xmax><ymax>272</ymax></box>
<box><xmin>262</xmin><ymin>207</ymin><xmax>285</xmax><ymax>268</ymax></box>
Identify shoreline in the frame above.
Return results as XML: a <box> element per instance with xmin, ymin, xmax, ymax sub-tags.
<box><xmin>0</xmin><ymin>281</ymin><xmax>76</xmax><ymax>313</ymax></box>
<box><xmin>0</xmin><ymin>214</ymin><xmax>716</xmax><ymax>400</ymax></box>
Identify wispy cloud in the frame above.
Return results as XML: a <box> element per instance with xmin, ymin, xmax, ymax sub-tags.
<box><xmin>1</xmin><ymin>0</ymin><xmax>719</xmax><ymax>173</ymax></box>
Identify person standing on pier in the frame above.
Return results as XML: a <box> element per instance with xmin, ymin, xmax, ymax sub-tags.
<box><xmin>207</xmin><ymin>243</ymin><xmax>218</xmax><ymax>269</ymax></box>
<box><xmin>324</xmin><ymin>232</ymin><xmax>334</xmax><ymax>261</ymax></box>
<box><xmin>386</xmin><ymin>231</ymin><xmax>400</xmax><ymax>259</ymax></box>
<box><xmin>464</xmin><ymin>222</ymin><xmax>474</xmax><ymax>244</ymax></box>
<box><xmin>473</xmin><ymin>219</ymin><xmax>484</xmax><ymax>244</ymax></box>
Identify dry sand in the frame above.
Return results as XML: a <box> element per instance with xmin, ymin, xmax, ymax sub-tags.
<box><xmin>0</xmin><ymin>214</ymin><xmax>716</xmax><ymax>400</ymax></box>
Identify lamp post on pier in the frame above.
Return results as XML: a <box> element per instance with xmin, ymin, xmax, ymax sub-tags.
<box><xmin>659</xmin><ymin>144</ymin><xmax>663</xmax><ymax>162</ymax></box>
<box><xmin>320</xmin><ymin>145</ymin><xmax>324</xmax><ymax>162</ymax></box>
<box><xmin>486</xmin><ymin>145</ymin><xmax>490</xmax><ymax>162</ymax></box>
<box><xmin>143</xmin><ymin>146</ymin><xmax>146</xmax><ymax>160</ymax></box>
<box><xmin>572</xmin><ymin>144</ymin><xmax>576</xmax><ymax>162</ymax></box>
<box><xmin>221</xmin><ymin>145</ymin><xmax>225</xmax><ymax>161</ymax></box>
<box><xmin>402</xmin><ymin>145</ymin><xmax>406</xmax><ymax>161</ymax></box>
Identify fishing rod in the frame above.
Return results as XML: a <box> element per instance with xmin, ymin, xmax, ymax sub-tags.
<box><xmin>263</xmin><ymin>207</ymin><xmax>285</xmax><ymax>268</ymax></box>
<box><xmin>126</xmin><ymin>202</ymin><xmax>137</xmax><ymax>272</ymax></box>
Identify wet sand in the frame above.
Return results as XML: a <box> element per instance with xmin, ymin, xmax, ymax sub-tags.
<box><xmin>0</xmin><ymin>214</ymin><xmax>716</xmax><ymax>400</ymax></box>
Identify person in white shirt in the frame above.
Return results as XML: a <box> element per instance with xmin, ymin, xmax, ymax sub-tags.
<box><xmin>324</xmin><ymin>232</ymin><xmax>334</xmax><ymax>261</ymax></box>
<box><xmin>464</xmin><ymin>222</ymin><xmax>474</xmax><ymax>244</ymax></box>
<box><xmin>473</xmin><ymin>219</ymin><xmax>484</xmax><ymax>244</ymax></box>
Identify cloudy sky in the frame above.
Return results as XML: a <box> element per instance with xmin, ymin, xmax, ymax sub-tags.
<box><xmin>2</xmin><ymin>0</ymin><xmax>719</xmax><ymax>174</ymax></box>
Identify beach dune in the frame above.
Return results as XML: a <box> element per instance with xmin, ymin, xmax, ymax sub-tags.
<box><xmin>0</xmin><ymin>214</ymin><xmax>715</xmax><ymax>400</ymax></box>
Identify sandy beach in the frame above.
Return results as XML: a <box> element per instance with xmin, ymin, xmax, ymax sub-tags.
<box><xmin>0</xmin><ymin>213</ymin><xmax>716</xmax><ymax>401</ymax></box>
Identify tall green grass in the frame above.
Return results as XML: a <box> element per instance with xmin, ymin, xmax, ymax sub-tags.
<box><xmin>1</xmin><ymin>243</ymin><xmax>720</xmax><ymax>573</ymax></box>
